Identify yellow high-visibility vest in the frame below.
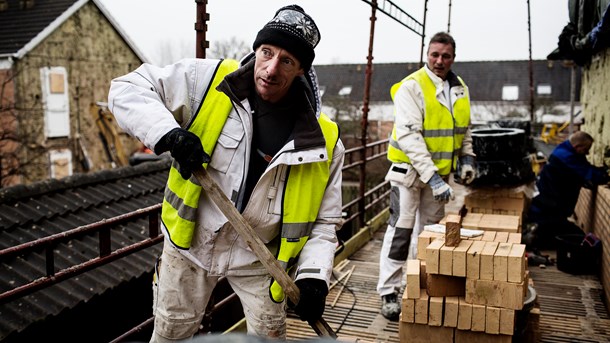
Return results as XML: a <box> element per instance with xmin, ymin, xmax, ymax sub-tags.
<box><xmin>268</xmin><ymin>112</ymin><xmax>339</xmax><ymax>303</ymax></box>
<box><xmin>387</xmin><ymin>67</ymin><xmax>470</xmax><ymax>175</ymax></box>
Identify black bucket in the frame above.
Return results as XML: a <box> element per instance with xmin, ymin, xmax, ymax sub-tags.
<box><xmin>555</xmin><ymin>233</ymin><xmax>602</xmax><ymax>275</ymax></box>
<box><xmin>514</xmin><ymin>285</ymin><xmax>537</xmax><ymax>340</ymax></box>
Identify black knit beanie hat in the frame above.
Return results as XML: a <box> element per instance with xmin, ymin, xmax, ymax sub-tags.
<box><xmin>252</xmin><ymin>5</ymin><xmax>321</xmax><ymax>70</ymax></box>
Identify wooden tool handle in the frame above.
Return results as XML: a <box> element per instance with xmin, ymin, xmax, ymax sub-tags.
<box><xmin>193</xmin><ymin>168</ymin><xmax>337</xmax><ymax>338</ymax></box>
<box><xmin>458</xmin><ymin>204</ymin><xmax>468</xmax><ymax>225</ymax></box>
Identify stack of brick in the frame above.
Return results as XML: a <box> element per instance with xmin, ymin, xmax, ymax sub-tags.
<box><xmin>464</xmin><ymin>185</ymin><xmax>533</xmax><ymax>219</ymax></box>
<box><xmin>399</xmin><ymin>227</ymin><xmax>528</xmax><ymax>343</ymax></box>
<box><xmin>440</xmin><ymin>212</ymin><xmax>522</xmax><ymax>233</ymax></box>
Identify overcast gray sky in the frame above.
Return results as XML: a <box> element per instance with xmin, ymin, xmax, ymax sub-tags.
<box><xmin>98</xmin><ymin>0</ymin><xmax>569</xmax><ymax>65</ymax></box>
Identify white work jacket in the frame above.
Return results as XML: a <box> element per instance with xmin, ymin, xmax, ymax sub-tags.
<box><xmin>392</xmin><ymin>65</ymin><xmax>475</xmax><ymax>183</ymax></box>
<box><xmin>108</xmin><ymin>56</ymin><xmax>345</xmax><ymax>286</ymax></box>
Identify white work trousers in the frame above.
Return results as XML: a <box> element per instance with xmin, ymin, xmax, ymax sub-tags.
<box><xmin>377</xmin><ymin>179</ymin><xmax>445</xmax><ymax>296</ymax></box>
<box><xmin>150</xmin><ymin>244</ymin><xmax>286</xmax><ymax>342</ymax></box>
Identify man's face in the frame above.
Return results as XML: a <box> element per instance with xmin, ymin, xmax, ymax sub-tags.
<box><xmin>426</xmin><ymin>42</ymin><xmax>455</xmax><ymax>80</ymax></box>
<box><xmin>254</xmin><ymin>44</ymin><xmax>304</xmax><ymax>103</ymax></box>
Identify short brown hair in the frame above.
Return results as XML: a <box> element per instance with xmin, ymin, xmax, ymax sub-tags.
<box><xmin>428</xmin><ymin>32</ymin><xmax>456</xmax><ymax>54</ymax></box>
<box><xmin>569</xmin><ymin>131</ymin><xmax>594</xmax><ymax>147</ymax></box>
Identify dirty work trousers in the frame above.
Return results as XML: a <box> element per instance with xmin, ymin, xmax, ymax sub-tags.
<box><xmin>377</xmin><ymin>178</ymin><xmax>445</xmax><ymax>296</ymax></box>
<box><xmin>150</xmin><ymin>244</ymin><xmax>286</xmax><ymax>342</ymax></box>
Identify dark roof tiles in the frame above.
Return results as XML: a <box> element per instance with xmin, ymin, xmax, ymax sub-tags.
<box><xmin>0</xmin><ymin>160</ymin><xmax>169</xmax><ymax>340</ymax></box>
<box><xmin>315</xmin><ymin>60</ymin><xmax>580</xmax><ymax>103</ymax></box>
<box><xmin>0</xmin><ymin>0</ymin><xmax>79</xmax><ymax>55</ymax></box>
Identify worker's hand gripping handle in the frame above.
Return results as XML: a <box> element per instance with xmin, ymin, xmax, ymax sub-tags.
<box><xmin>192</xmin><ymin>168</ymin><xmax>337</xmax><ymax>339</ymax></box>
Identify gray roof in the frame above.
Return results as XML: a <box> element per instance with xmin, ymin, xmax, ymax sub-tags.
<box><xmin>0</xmin><ymin>0</ymin><xmax>149</xmax><ymax>62</ymax></box>
<box><xmin>315</xmin><ymin>60</ymin><xmax>581</xmax><ymax>103</ymax></box>
<box><xmin>0</xmin><ymin>160</ymin><xmax>169</xmax><ymax>340</ymax></box>
<box><xmin>0</xmin><ymin>0</ymin><xmax>76</xmax><ymax>55</ymax></box>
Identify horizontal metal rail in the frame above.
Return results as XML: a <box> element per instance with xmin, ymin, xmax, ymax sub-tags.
<box><xmin>360</xmin><ymin>0</ymin><xmax>424</xmax><ymax>36</ymax></box>
<box><xmin>343</xmin><ymin>139</ymin><xmax>389</xmax><ymax>171</ymax></box>
<box><xmin>0</xmin><ymin>204</ymin><xmax>163</xmax><ymax>304</ymax></box>
<box><xmin>342</xmin><ymin>180</ymin><xmax>390</xmax><ymax>225</ymax></box>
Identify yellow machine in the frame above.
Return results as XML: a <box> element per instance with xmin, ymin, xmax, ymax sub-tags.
<box><xmin>91</xmin><ymin>102</ymin><xmax>129</xmax><ymax>168</ymax></box>
<box><xmin>540</xmin><ymin>121</ymin><xmax>570</xmax><ymax>144</ymax></box>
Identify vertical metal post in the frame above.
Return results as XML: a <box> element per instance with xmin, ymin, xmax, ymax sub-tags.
<box><xmin>360</xmin><ymin>1</ymin><xmax>377</xmax><ymax>228</ymax></box>
<box><xmin>447</xmin><ymin>0</ymin><xmax>452</xmax><ymax>33</ymax></box>
<box><xmin>569</xmin><ymin>65</ymin><xmax>576</xmax><ymax>135</ymax></box>
<box><xmin>420</xmin><ymin>0</ymin><xmax>429</xmax><ymax>67</ymax></box>
<box><xmin>527</xmin><ymin>0</ymin><xmax>535</xmax><ymax>124</ymax></box>
<box><xmin>149</xmin><ymin>210</ymin><xmax>159</xmax><ymax>238</ymax></box>
<box><xmin>99</xmin><ymin>227</ymin><xmax>111</xmax><ymax>257</ymax></box>
<box><xmin>45</xmin><ymin>247</ymin><xmax>55</xmax><ymax>276</ymax></box>
<box><xmin>195</xmin><ymin>0</ymin><xmax>209</xmax><ymax>58</ymax></box>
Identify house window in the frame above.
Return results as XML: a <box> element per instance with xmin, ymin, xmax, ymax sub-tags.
<box><xmin>338</xmin><ymin>86</ymin><xmax>352</xmax><ymax>96</ymax></box>
<box><xmin>537</xmin><ymin>84</ymin><xmax>552</xmax><ymax>95</ymax></box>
<box><xmin>40</xmin><ymin>66</ymin><xmax>70</xmax><ymax>138</ymax></box>
<box><xmin>49</xmin><ymin>149</ymin><xmax>72</xmax><ymax>179</ymax></box>
<box><xmin>502</xmin><ymin>85</ymin><xmax>519</xmax><ymax>101</ymax></box>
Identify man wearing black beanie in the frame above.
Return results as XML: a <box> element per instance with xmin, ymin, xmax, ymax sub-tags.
<box><xmin>109</xmin><ymin>4</ymin><xmax>344</xmax><ymax>342</ymax></box>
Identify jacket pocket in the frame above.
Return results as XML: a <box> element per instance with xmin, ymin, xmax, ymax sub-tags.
<box><xmin>209</xmin><ymin>116</ymin><xmax>244</xmax><ymax>174</ymax></box>
<box><xmin>267</xmin><ymin>165</ymin><xmax>286</xmax><ymax>215</ymax></box>
<box><xmin>385</xmin><ymin>164</ymin><xmax>417</xmax><ymax>187</ymax></box>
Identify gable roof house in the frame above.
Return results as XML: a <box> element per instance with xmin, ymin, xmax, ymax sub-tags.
<box><xmin>315</xmin><ymin>60</ymin><xmax>581</xmax><ymax>143</ymax></box>
<box><xmin>0</xmin><ymin>0</ymin><xmax>148</xmax><ymax>187</ymax></box>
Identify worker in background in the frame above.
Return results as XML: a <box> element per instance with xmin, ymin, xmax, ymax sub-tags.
<box><xmin>524</xmin><ymin>131</ymin><xmax>609</xmax><ymax>253</ymax></box>
<box><xmin>108</xmin><ymin>5</ymin><xmax>344</xmax><ymax>341</ymax></box>
<box><xmin>377</xmin><ymin>32</ymin><xmax>476</xmax><ymax>321</ymax></box>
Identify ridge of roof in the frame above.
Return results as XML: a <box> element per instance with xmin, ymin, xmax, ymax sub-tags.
<box><xmin>0</xmin><ymin>0</ymin><xmax>149</xmax><ymax>63</ymax></box>
<box><xmin>0</xmin><ymin>159</ymin><xmax>170</xmax><ymax>205</ymax></box>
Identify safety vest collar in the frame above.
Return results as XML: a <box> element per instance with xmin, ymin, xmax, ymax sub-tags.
<box><xmin>422</xmin><ymin>65</ymin><xmax>462</xmax><ymax>89</ymax></box>
<box><xmin>217</xmin><ymin>58</ymin><xmax>254</xmax><ymax>104</ymax></box>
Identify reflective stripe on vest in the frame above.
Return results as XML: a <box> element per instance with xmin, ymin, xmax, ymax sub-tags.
<box><xmin>387</xmin><ymin>67</ymin><xmax>470</xmax><ymax>175</ymax></box>
<box><xmin>268</xmin><ymin>112</ymin><xmax>339</xmax><ymax>303</ymax></box>
<box><xmin>161</xmin><ymin>59</ymin><xmax>240</xmax><ymax>249</ymax></box>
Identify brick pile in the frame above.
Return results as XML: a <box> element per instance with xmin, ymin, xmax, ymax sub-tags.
<box><xmin>399</xmin><ymin>214</ymin><xmax>528</xmax><ymax>342</ymax></box>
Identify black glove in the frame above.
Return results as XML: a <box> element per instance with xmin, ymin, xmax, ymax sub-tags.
<box><xmin>154</xmin><ymin>128</ymin><xmax>211</xmax><ymax>180</ymax></box>
<box><xmin>557</xmin><ymin>22</ymin><xmax>592</xmax><ymax>66</ymax></box>
<box><xmin>289</xmin><ymin>278</ymin><xmax>328</xmax><ymax>322</ymax></box>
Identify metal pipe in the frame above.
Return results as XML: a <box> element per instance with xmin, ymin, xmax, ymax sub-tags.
<box><xmin>359</xmin><ymin>0</ymin><xmax>378</xmax><ymax>228</ymax></box>
<box><xmin>195</xmin><ymin>0</ymin><xmax>209</xmax><ymax>58</ymax></box>
<box><xmin>0</xmin><ymin>204</ymin><xmax>162</xmax><ymax>260</ymax></box>
<box><xmin>447</xmin><ymin>0</ymin><xmax>451</xmax><ymax>33</ymax></box>
<box><xmin>109</xmin><ymin>317</ymin><xmax>154</xmax><ymax>343</ymax></box>
<box><xmin>527</xmin><ymin>0</ymin><xmax>535</xmax><ymax>123</ymax></box>
<box><xmin>0</xmin><ymin>236</ymin><xmax>163</xmax><ymax>304</ymax></box>
<box><xmin>420</xmin><ymin>0</ymin><xmax>429</xmax><ymax>67</ymax></box>
<box><xmin>569</xmin><ymin>65</ymin><xmax>576</xmax><ymax>135</ymax></box>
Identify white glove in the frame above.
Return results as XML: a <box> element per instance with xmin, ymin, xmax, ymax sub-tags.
<box><xmin>460</xmin><ymin>164</ymin><xmax>475</xmax><ymax>184</ymax></box>
<box><xmin>459</xmin><ymin>156</ymin><xmax>476</xmax><ymax>185</ymax></box>
<box><xmin>427</xmin><ymin>173</ymin><xmax>455</xmax><ymax>203</ymax></box>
